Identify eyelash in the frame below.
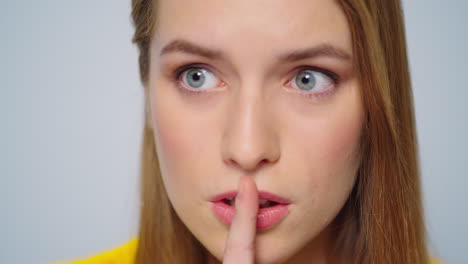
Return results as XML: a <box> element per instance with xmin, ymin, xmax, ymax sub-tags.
<box><xmin>171</xmin><ymin>63</ymin><xmax>341</xmax><ymax>99</ymax></box>
<box><xmin>288</xmin><ymin>66</ymin><xmax>340</xmax><ymax>100</ymax></box>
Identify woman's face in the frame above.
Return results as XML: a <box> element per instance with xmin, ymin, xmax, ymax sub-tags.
<box><xmin>149</xmin><ymin>0</ymin><xmax>363</xmax><ymax>262</ymax></box>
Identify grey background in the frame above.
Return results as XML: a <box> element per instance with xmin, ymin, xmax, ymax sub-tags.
<box><xmin>1</xmin><ymin>0</ymin><xmax>466</xmax><ymax>263</ymax></box>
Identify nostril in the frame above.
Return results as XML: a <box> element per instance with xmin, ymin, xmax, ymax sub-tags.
<box><xmin>225</xmin><ymin>158</ymin><xmax>268</xmax><ymax>174</ymax></box>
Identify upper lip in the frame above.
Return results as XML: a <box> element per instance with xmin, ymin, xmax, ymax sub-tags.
<box><xmin>209</xmin><ymin>190</ymin><xmax>292</xmax><ymax>204</ymax></box>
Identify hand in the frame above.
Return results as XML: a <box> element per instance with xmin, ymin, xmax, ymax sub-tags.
<box><xmin>222</xmin><ymin>176</ymin><xmax>259</xmax><ymax>264</ymax></box>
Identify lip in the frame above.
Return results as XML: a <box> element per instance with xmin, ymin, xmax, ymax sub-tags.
<box><xmin>209</xmin><ymin>190</ymin><xmax>292</xmax><ymax>229</ymax></box>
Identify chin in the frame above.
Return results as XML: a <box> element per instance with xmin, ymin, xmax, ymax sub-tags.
<box><xmin>253</xmin><ymin>232</ymin><xmax>298</xmax><ymax>264</ymax></box>
<box><xmin>255</xmin><ymin>252</ymin><xmax>290</xmax><ymax>264</ymax></box>
<box><xmin>203</xmin><ymin>227</ymin><xmax>297</xmax><ymax>264</ymax></box>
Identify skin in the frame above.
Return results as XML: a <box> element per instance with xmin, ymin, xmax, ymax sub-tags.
<box><xmin>148</xmin><ymin>0</ymin><xmax>364</xmax><ymax>263</ymax></box>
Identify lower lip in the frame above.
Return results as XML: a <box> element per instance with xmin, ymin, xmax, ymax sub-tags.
<box><xmin>211</xmin><ymin>201</ymin><xmax>290</xmax><ymax>229</ymax></box>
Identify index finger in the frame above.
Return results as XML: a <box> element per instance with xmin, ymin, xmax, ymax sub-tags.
<box><xmin>222</xmin><ymin>176</ymin><xmax>259</xmax><ymax>264</ymax></box>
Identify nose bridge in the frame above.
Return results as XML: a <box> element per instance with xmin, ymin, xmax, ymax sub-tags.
<box><xmin>221</xmin><ymin>81</ymin><xmax>280</xmax><ymax>172</ymax></box>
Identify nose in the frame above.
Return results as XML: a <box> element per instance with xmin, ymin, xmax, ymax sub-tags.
<box><xmin>221</xmin><ymin>87</ymin><xmax>280</xmax><ymax>173</ymax></box>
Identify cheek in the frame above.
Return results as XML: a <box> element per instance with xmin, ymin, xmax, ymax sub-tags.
<box><xmin>154</xmin><ymin>114</ymin><xmax>200</xmax><ymax>174</ymax></box>
<box><xmin>149</xmin><ymin>87</ymin><xmax>205</xmax><ymax>201</ymax></box>
<box><xmin>286</xmin><ymin>82</ymin><xmax>364</xmax><ymax>211</ymax></box>
<box><xmin>310</xmin><ymin>114</ymin><xmax>362</xmax><ymax>171</ymax></box>
<box><xmin>306</xmin><ymin>88</ymin><xmax>363</xmax><ymax>169</ymax></box>
<box><xmin>149</xmin><ymin>81</ymin><xmax>223</xmax><ymax>207</ymax></box>
<box><xmin>290</xmin><ymin>116</ymin><xmax>362</xmax><ymax>212</ymax></box>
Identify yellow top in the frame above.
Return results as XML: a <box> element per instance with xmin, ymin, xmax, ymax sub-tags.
<box><xmin>53</xmin><ymin>238</ymin><xmax>443</xmax><ymax>264</ymax></box>
<box><xmin>52</xmin><ymin>238</ymin><xmax>138</xmax><ymax>264</ymax></box>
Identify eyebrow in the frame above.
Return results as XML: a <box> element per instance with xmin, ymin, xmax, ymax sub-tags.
<box><xmin>161</xmin><ymin>39</ymin><xmax>223</xmax><ymax>59</ymax></box>
<box><xmin>160</xmin><ymin>39</ymin><xmax>353</xmax><ymax>62</ymax></box>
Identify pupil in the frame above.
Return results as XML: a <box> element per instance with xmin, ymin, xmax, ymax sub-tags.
<box><xmin>192</xmin><ymin>72</ymin><xmax>201</xmax><ymax>81</ymax></box>
<box><xmin>295</xmin><ymin>71</ymin><xmax>316</xmax><ymax>91</ymax></box>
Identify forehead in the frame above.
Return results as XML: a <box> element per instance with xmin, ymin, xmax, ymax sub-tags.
<box><xmin>155</xmin><ymin>0</ymin><xmax>351</xmax><ymax>63</ymax></box>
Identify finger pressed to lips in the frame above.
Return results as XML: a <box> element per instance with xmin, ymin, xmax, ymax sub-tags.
<box><xmin>222</xmin><ymin>176</ymin><xmax>259</xmax><ymax>264</ymax></box>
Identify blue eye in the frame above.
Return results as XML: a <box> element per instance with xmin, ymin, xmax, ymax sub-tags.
<box><xmin>291</xmin><ymin>69</ymin><xmax>334</xmax><ymax>93</ymax></box>
<box><xmin>181</xmin><ymin>67</ymin><xmax>219</xmax><ymax>90</ymax></box>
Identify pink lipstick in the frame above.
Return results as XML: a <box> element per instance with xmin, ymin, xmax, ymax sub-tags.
<box><xmin>210</xmin><ymin>191</ymin><xmax>291</xmax><ymax>229</ymax></box>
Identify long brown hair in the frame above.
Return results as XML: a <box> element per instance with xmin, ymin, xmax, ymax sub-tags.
<box><xmin>131</xmin><ymin>0</ymin><xmax>429</xmax><ymax>263</ymax></box>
